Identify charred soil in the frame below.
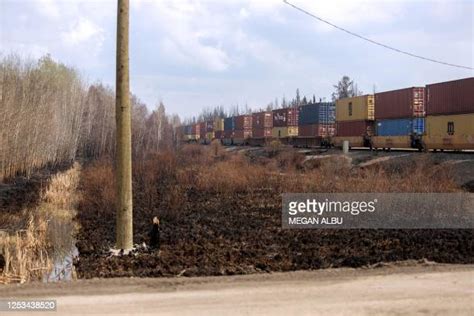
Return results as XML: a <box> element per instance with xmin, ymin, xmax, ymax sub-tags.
<box><xmin>75</xmin><ymin>146</ymin><xmax>474</xmax><ymax>278</ymax></box>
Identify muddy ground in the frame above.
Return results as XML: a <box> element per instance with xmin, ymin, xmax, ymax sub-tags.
<box><xmin>75</xmin><ymin>149</ymin><xmax>474</xmax><ymax>279</ymax></box>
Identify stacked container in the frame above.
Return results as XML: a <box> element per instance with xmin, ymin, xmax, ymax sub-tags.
<box><xmin>223</xmin><ymin>115</ymin><xmax>252</xmax><ymax>144</ymax></box>
<box><xmin>272</xmin><ymin>107</ymin><xmax>299</xmax><ymax>138</ymax></box>
<box><xmin>214</xmin><ymin>118</ymin><xmax>224</xmax><ymax>140</ymax></box>
<box><xmin>182</xmin><ymin>125</ymin><xmax>194</xmax><ymax>141</ymax></box>
<box><xmin>194</xmin><ymin>123</ymin><xmax>201</xmax><ymax>141</ymax></box>
<box><xmin>198</xmin><ymin>121</ymin><xmax>214</xmax><ymax>144</ymax></box>
<box><xmin>334</xmin><ymin>95</ymin><xmax>375</xmax><ymax>147</ymax></box>
<box><xmin>373</xmin><ymin>87</ymin><xmax>425</xmax><ymax>149</ymax></box>
<box><xmin>223</xmin><ymin>117</ymin><xmax>235</xmax><ymax>139</ymax></box>
<box><xmin>252</xmin><ymin>111</ymin><xmax>273</xmax><ymax>138</ymax></box>
<box><xmin>234</xmin><ymin>115</ymin><xmax>252</xmax><ymax>141</ymax></box>
<box><xmin>424</xmin><ymin>77</ymin><xmax>474</xmax><ymax>149</ymax></box>
<box><xmin>298</xmin><ymin>102</ymin><xmax>335</xmax><ymax>138</ymax></box>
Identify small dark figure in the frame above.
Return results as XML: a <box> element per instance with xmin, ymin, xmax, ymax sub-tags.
<box><xmin>149</xmin><ymin>217</ymin><xmax>160</xmax><ymax>251</ymax></box>
<box><xmin>0</xmin><ymin>254</ymin><xmax>5</xmax><ymax>273</ymax></box>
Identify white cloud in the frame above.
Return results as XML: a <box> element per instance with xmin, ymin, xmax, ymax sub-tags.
<box><xmin>61</xmin><ymin>18</ymin><xmax>105</xmax><ymax>49</ymax></box>
<box><xmin>35</xmin><ymin>0</ymin><xmax>60</xmax><ymax>18</ymax></box>
<box><xmin>239</xmin><ymin>7</ymin><xmax>250</xmax><ymax>19</ymax></box>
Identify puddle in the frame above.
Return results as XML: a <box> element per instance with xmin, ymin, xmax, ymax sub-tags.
<box><xmin>43</xmin><ymin>246</ymin><xmax>79</xmax><ymax>282</ymax></box>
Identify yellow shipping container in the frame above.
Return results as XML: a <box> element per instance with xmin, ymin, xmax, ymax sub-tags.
<box><xmin>214</xmin><ymin>118</ymin><xmax>224</xmax><ymax>131</ymax></box>
<box><xmin>372</xmin><ymin>136</ymin><xmax>411</xmax><ymax>149</ymax></box>
<box><xmin>336</xmin><ymin>95</ymin><xmax>375</xmax><ymax>121</ymax></box>
<box><xmin>332</xmin><ymin>136</ymin><xmax>365</xmax><ymax>148</ymax></box>
<box><xmin>206</xmin><ymin>132</ymin><xmax>214</xmax><ymax>140</ymax></box>
<box><xmin>425</xmin><ymin>114</ymin><xmax>474</xmax><ymax>150</ymax></box>
<box><xmin>288</xmin><ymin>126</ymin><xmax>298</xmax><ymax>137</ymax></box>
<box><xmin>183</xmin><ymin>134</ymin><xmax>199</xmax><ymax>141</ymax></box>
<box><xmin>272</xmin><ymin>127</ymin><xmax>287</xmax><ymax>138</ymax></box>
<box><xmin>272</xmin><ymin>127</ymin><xmax>299</xmax><ymax>138</ymax></box>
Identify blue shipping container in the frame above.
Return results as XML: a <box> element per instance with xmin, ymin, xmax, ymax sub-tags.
<box><xmin>298</xmin><ymin>102</ymin><xmax>335</xmax><ymax>125</ymax></box>
<box><xmin>376</xmin><ymin>118</ymin><xmax>425</xmax><ymax>136</ymax></box>
<box><xmin>184</xmin><ymin>125</ymin><xmax>192</xmax><ymax>135</ymax></box>
<box><xmin>224</xmin><ymin>117</ymin><xmax>235</xmax><ymax>131</ymax></box>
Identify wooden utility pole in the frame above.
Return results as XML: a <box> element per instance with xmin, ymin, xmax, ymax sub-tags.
<box><xmin>115</xmin><ymin>0</ymin><xmax>133</xmax><ymax>250</ymax></box>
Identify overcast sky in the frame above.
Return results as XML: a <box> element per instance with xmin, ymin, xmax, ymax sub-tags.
<box><xmin>1</xmin><ymin>0</ymin><xmax>473</xmax><ymax>118</ymax></box>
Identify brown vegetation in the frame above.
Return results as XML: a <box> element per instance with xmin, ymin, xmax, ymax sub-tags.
<box><xmin>75</xmin><ymin>145</ymin><xmax>472</xmax><ymax>278</ymax></box>
<box><xmin>0</xmin><ymin>163</ymin><xmax>81</xmax><ymax>284</ymax></box>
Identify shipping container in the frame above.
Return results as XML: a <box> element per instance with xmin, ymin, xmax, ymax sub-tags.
<box><xmin>298</xmin><ymin>124</ymin><xmax>335</xmax><ymax>137</ymax></box>
<box><xmin>252</xmin><ymin>128</ymin><xmax>273</xmax><ymax>138</ymax></box>
<box><xmin>224</xmin><ymin>117</ymin><xmax>235</xmax><ymax>131</ymax></box>
<box><xmin>375</xmin><ymin>87</ymin><xmax>425</xmax><ymax>119</ymax></box>
<box><xmin>199</xmin><ymin>122</ymin><xmax>206</xmax><ymax>138</ymax></box>
<box><xmin>234</xmin><ymin>115</ymin><xmax>252</xmax><ymax>130</ymax></box>
<box><xmin>424</xmin><ymin>113</ymin><xmax>474</xmax><ymax>150</ymax></box>
<box><xmin>234</xmin><ymin>129</ymin><xmax>252</xmax><ymax>139</ymax></box>
<box><xmin>376</xmin><ymin>118</ymin><xmax>425</xmax><ymax>136</ymax></box>
<box><xmin>194</xmin><ymin>123</ymin><xmax>201</xmax><ymax>139</ymax></box>
<box><xmin>332</xmin><ymin>136</ymin><xmax>365</xmax><ymax>148</ymax></box>
<box><xmin>298</xmin><ymin>102</ymin><xmax>335</xmax><ymax>125</ymax></box>
<box><xmin>206</xmin><ymin>121</ymin><xmax>214</xmax><ymax>132</ymax></box>
<box><xmin>182</xmin><ymin>125</ymin><xmax>192</xmax><ymax>135</ymax></box>
<box><xmin>214</xmin><ymin>130</ymin><xmax>224</xmax><ymax>139</ymax></box>
<box><xmin>426</xmin><ymin>77</ymin><xmax>474</xmax><ymax>116</ymax></box>
<box><xmin>252</xmin><ymin>111</ymin><xmax>273</xmax><ymax>129</ymax></box>
<box><xmin>214</xmin><ymin>118</ymin><xmax>224</xmax><ymax>131</ymax></box>
<box><xmin>336</xmin><ymin>120</ymin><xmax>374</xmax><ymax>137</ymax></box>
<box><xmin>273</xmin><ymin>108</ymin><xmax>298</xmax><ymax>127</ymax></box>
<box><xmin>272</xmin><ymin>126</ymin><xmax>298</xmax><ymax>138</ymax></box>
<box><xmin>372</xmin><ymin>136</ymin><xmax>411</xmax><ymax>149</ymax></box>
<box><xmin>206</xmin><ymin>132</ymin><xmax>214</xmax><ymax>140</ymax></box>
<box><xmin>336</xmin><ymin>95</ymin><xmax>374</xmax><ymax>121</ymax></box>
<box><xmin>223</xmin><ymin>130</ymin><xmax>234</xmax><ymax>138</ymax></box>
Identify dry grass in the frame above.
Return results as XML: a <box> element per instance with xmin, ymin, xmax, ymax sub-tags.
<box><xmin>0</xmin><ymin>163</ymin><xmax>81</xmax><ymax>284</ymax></box>
<box><xmin>80</xmin><ymin>146</ymin><xmax>460</xmax><ymax>204</ymax></box>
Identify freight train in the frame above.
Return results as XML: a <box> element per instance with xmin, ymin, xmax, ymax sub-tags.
<box><xmin>179</xmin><ymin>77</ymin><xmax>474</xmax><ymax>151</ymax></box>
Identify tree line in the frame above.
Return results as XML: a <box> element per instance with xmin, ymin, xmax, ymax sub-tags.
<box><xmin>191</xmin><ymin>75</ymin><xmax>363</xmax><ymax>123</ymax></box>
<box><xmin>0</xmin><ymin>53</ymin><xmax>362</xmax><ymax>180</ymax></box>
<box><xmin>0</xmin><ymin>54</ymin><xmax>180</xmax><ymax>180</ymax></box>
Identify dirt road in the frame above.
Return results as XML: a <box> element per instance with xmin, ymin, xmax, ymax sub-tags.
<box><xmin>1</xmin><ymin>263</ymin><xmax>473</xmax><ymax>315</ymax></box>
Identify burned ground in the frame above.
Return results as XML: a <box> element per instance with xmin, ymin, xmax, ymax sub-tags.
<box><xmin>75</xmin><ymin>146</ymin><xmax>474</xmax><ymax>278</ymax></box>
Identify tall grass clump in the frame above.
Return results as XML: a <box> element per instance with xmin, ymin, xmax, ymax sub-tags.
<box><xmin>0</xmin><ymin>163</ymin><xmax>81</xmax><ymax>284</ymax></box>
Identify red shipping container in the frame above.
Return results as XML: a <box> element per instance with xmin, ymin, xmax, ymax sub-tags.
<box><xmin>234</xmin><ymin>115</ymin><xmax>252</xmax><ymax>130</ymax></box>
<box><xmin>273</xmin><ymin>107</ymin><xmax>298</xmax><ymax>127</ymax></box>
<box><xmin>252</xmin><ymin>112</ymin><xmax>273</xmax><ymax>129</ymax></box>
<box><xmin>205</xmin><ymin>120</ymin><xmax>214</xmax><ymax>132</ymax></box>
<box><xmin>375</xmin><ymin>87</ymin><xmax>425</xmax><ymax>119</ymax></box>
<box><xmin>194</xmin><ymin>123</ymin><xmax>200</xmax><ymax>136</ymax></box>
<box><xmin>214</xmin><ymin>130</ymin><xmax>223</xmax><ymax>139</ymax></box>
<box><xmin>199</xmin><ymin>122</ymin><xmax>206</xmax><ymax>138</ymax></box>
<box><xmin>298</xmin><ymin>124</ymin><xmax>335</xmax><ymax>137</ymax></box>
<box><xmin>337</xmin><ymin>120</ymin><xmax>374</xmax><ymax>137</ymax></box>
<box><xmin>233</xmin><ymin>129</ymin><xmax>252</xmax><ymax>139</ymax></box>
<box><xmin>252</xmin><ymin>128</ymin><xmax>272</xmax><ymax>138</ymax></box>
<box><xmin>426</xmin><ymin>77</ymin><xmax>474</xmax><ymax>115</ymax></box>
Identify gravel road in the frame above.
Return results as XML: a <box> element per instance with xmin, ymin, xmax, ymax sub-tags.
<box><xmin>1</xmin><ymin>264</ymin><xmax>473</xmax><ymax>315</ymax></box>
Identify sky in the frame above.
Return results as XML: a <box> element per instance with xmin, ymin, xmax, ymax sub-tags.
<box><xmin>1</xmin><ymin>0</ymin><xmax>473</xmax><ymax>118</ymax></box>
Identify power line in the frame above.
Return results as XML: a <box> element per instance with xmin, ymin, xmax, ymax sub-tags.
<box><xmin>283</xmin><ymin>0</ymin><xmax>473</xmax><ymax>70</ymax></box>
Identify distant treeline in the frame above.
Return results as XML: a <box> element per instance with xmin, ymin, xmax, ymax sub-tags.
<box><xmin>0</xmin><ymin>54</ymin><xmax>180</xmax><ymax>180</ymax></box>
<box><xmin>187</xmin><ymin>77</ymin><xmax>362</xmax><ymax>124</ymax></box>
